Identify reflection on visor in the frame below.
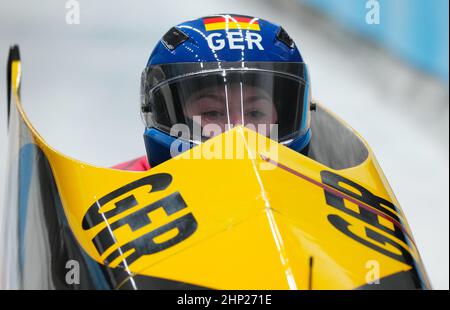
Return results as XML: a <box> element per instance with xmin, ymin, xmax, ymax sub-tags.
<box><xmin>142</xmin><ymin>63</ymin><xmax>309</xmax><ymax>142</ymax></box>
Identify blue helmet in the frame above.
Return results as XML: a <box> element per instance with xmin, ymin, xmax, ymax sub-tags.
<box><xmin>141</xmin><ymin>14</ymin><xmax>312</xmax><ymax>167</ymax></box>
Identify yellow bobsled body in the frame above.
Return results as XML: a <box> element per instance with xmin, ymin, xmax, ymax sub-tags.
<box><xmin>1</xmin><ymin>47</ymin><xmax>430</xmax><ymax>289</ymax></box>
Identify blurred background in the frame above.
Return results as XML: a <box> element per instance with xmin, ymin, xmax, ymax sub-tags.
<box><xmin>0</xmin><ymin>0</ymin><xmax>448</xmax><ymax>289</ymax></box>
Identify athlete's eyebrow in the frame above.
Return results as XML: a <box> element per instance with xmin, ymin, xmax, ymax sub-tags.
<box><xmin>245</xmin><ymin>94</ymin><xmax>272</xmax><ymax>104</ymax></box>
<box><xmin>190</xmin><ymin>93</ymin><xmax>225</xmax><ymax>102</ymax></box>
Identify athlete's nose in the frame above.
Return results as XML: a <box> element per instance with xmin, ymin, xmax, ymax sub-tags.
<box><xmin>229</xmin><ymin>111</ymin><xmax>243</xmax><ymax>126</ymax></box>
<box><xmin>226</xmin><ymin>93</ymin><xmax>244</xmax><ymax>126</ymax></box>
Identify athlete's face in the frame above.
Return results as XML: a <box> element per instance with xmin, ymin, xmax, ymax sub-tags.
<box><xmin>184</xmin><ymin>84</ymin><xmax>278</xmax><ymax>137</ymax></box>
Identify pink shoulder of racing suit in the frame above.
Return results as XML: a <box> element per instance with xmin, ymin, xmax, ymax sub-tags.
<box><xmin>111</xmin><ymin>155</ymin><xmax>150</xmax><ymax>171</ymax></box>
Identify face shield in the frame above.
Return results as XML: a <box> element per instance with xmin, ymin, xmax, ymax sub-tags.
<box><xmin>141</xmin><ymin>62</ymin><xmax>310</xmax><ymax>144</ymax></box>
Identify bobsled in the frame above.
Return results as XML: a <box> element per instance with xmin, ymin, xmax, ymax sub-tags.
<box><xmin>1</xmin><ymin>46</ymin><xmax>431</xmax><ymax>289</ymax></box>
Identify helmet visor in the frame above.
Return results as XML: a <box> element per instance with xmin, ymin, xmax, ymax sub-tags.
<box><xmin>141</xmin><ymin>62</ymin><xmax>309</xmax><ymax>143</ymax></box>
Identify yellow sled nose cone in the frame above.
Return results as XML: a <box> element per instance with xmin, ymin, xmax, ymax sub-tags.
<box><xmin>39</xmin><ymin>127</ymin><xmax>422</xmax><ymax>289</ymax></box>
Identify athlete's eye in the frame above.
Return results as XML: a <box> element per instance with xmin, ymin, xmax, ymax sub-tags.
<box><xmin>246</xmin><ymin>110</ymin><xmax>266</xmax><ymax>118</ymax></box>
<box><xmin>202</xmin><ymin>111</ymin><xmax>225</xmax><ymax>118</ymax></box>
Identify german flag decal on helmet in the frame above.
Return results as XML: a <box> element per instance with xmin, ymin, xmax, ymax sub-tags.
<box><xmin>203</xmin><ymin>14</ymin><xmax>260</xmax><ymax>31</ymax></box>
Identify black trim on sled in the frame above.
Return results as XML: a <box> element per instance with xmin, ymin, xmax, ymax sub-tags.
<box><xmin>7</xmin><ymin>45</ymin><xmax>21</xmax><ymax>125</ymax></box>
<box><xmin>118</xmin><ymin>274</ymin><xmax>210</xmax><ymax>290</ymax></box>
